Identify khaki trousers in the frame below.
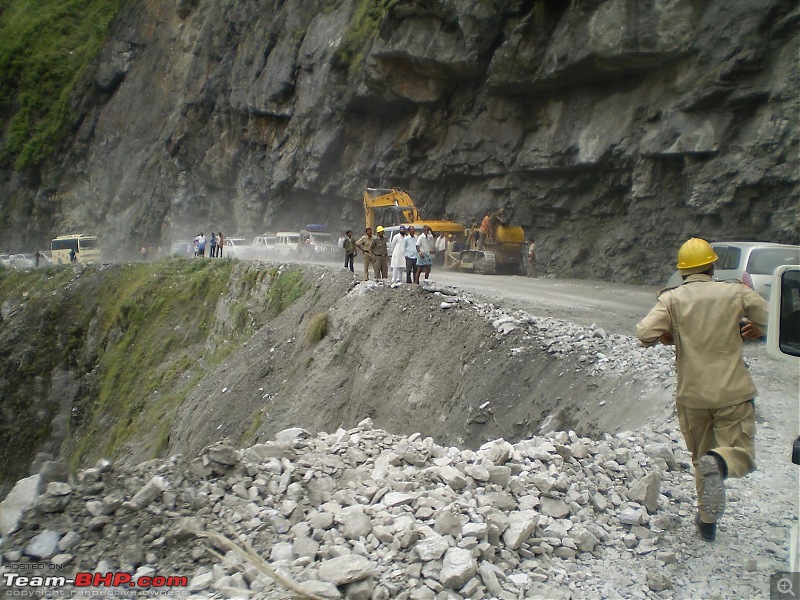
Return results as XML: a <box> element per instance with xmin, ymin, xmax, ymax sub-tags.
<box><xmin>677</xmin><ymin>400</ymin><xmax>756</xmax><ymax>522</ymax></box>
<box><xmin>372</xmin><ymin>255</ymin><xmax>388</xmax><ymax>280</ymax></box>
<box><xmin>362</xmin><ymin>253</ymin><xmax>371</xmax><ymax>280</ymax></box>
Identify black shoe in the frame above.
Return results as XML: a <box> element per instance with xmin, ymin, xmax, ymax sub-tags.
<box><xmin>698</xmin><ymin>454</ymin><xmax>726</xmax><ymax>521</ymax></box>
<box><xmin>695</xmin><ymin>513</ymin><xmax>716</xmax><ymax>542</ymax></box>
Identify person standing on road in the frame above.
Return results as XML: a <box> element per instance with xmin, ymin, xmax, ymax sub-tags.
<box><xmin>414</xmin><ymin>225</ymin><xmax>435</xmax><ymax>284</ymax></box>
<box><xmin>636</xmin><ymin>237</ymin><xmax>769</xmax><ymax>542</ymax></box>
<box><xmin>34</xmin><ymin>250</ymin><xmax>41</xmax><ymax>268</ymax></box>
<box><xmin>342</xmin><ymin>230</ymin><xmax>357</xmax><ymax>273</ymax></box>
<box><xmin>217</xmin><ymin>232</ymin><xmax>224</xmax><ymax>257</ymax></box>
<box><xmin>403</xmin><ymin>226</ymin><xmax>418</xmax><ymax>283</ymax></box>
<box><xmin>194</xmin><ymin>233</ymin><xmax>206</xmax><ymax>257</ymax></box>
<box><xmin>527</xmin><ymin>239</ymin><xmax>537</xmax><ymax>277</ymax></box>
<box><xmin>390</xmin><ymin>226</ymin><xmax>407</xmax><ymax>283</ymax></box>
<box><xmin>209</xmin><ymin>232</ymin><xmax>217</xmax><ymax>258</ymax></box>
<box><xmin>369</xmin><ymin>226</ymin><xmax>389</xmax><ymax>281</ymax></box>
<box><xmin>355</xmin><ymin>227</ymin><xmax>373</xmax><ymax>281</ymax></box>
<box><xmin>435</xmin><ymin>232</ymin><xmax>447</xmax><ymax>267</ymax></box>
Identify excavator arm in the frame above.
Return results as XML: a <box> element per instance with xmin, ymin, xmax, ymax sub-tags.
<box><xmin>363</xmin><ymin>188</ymin><xmax>420</xmax><ymax>231</ymax></box>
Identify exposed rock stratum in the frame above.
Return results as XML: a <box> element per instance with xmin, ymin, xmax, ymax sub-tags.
<box><xmin>2</xmin><ymin>0</ymin><xmax>798</xmax><ymax>282</ymax></box>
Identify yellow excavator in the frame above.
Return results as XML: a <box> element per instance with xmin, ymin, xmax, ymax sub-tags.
<box><xmin>363</xmin><ymin>187</ymin><xmax>525</xmax><ymax>274</ymax></box>
<box><xmin>456</xmin><ymin>223</ymin><xmax>526</xmax><ymax>275</ymax></box>
<box><xmin>363</xmin><ymin>188</ymin><xmax>465</xmax><ymax>236</ymax></box>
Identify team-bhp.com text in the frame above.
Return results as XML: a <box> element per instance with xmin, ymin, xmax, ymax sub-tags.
<box><xmin>4</xmin><ymin>572</ymin><xmax>188</xmax><ymax>588</ymax></box>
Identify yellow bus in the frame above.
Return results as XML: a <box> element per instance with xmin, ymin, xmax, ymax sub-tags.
<box><xmin>51</xmin><ymin>234</ymin><xmax>101</xmax><ymax>265</ymax></box>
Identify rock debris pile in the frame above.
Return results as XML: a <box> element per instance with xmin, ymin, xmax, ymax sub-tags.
<box><xmin>429</xmin><ymin>282</ymin><xmax>675</xmax><ymax>386</ymax></box>
<box><xmin>2</xmin><ymin>419</ymin><xmax>704</xmax><ymax>599</ymax></box>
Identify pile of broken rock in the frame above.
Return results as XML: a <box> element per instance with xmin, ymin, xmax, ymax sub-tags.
<box><xmin>0</xmin><ymin>420</ymin><xmax>693</xmax><ymax>599</ymax></box>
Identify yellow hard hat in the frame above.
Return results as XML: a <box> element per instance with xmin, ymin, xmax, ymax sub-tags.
<box><xmin>376</xmin><ymin>226</ymin><xmax>385</xmax><ymax>233</ymax></box>
<box><xmin>676</xmin><ymin>238</ymin><xmax>718</xmax><ymax>273</ymax></box>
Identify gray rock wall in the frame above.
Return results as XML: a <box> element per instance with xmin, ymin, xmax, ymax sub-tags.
<box><xmin>3</xmin><ymin>0</ymin><xmax>798</xmax><ymax>282</ymax></box>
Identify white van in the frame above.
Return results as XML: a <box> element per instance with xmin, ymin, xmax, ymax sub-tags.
<box><xmin>224</xmin><ymin>238</ymin><xmax>250</xmax><ymax>257</ymax></box>
<box><xmin>252</xmin><ymin>235</ymin><xmax>278</xmax><ymax>249</ymax></box>
<box><xmin>274</xmin><ymin>232</ymin><xmax>300</xmax><ymax>257</ymax></box>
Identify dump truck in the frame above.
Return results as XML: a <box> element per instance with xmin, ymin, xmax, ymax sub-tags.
<box><xmin>363</xmin><ymin>188</ymin><xmax>464</xmax><ymax>236</ymax></box>
<box><xmin>456</xmin><ymin>223</ymin><xmax>526</xmax><ymax>275</ymax></box>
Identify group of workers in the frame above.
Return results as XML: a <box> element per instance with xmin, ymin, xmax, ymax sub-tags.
<box><xmin>343</xmin><ymin>225</ymin><xmax>437</xmax><ymax>284</ymax></box>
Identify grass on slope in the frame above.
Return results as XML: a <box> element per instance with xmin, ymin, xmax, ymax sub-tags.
<box><xmin>0</xmin><ymin>260</ymin><xmax>311</xmax><ymax>488</ymax></box>
<box><xmin>0</xmin><ymin>0</ymin><xmax>123</xmax><ymax>170</ymax></box>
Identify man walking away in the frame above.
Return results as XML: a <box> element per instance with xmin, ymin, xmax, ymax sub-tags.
<box><xmin>415</xmin><ymin>225</ymin><xmax>434</xmax><ymax>284</ymax></box>
<box><xmin>343</xmin><ymin>230</ymin><xmax>357</xmax><ymax>273</ymax></box>
<box><xmin>527</xmin><ymin>239</ymin><xmax>537</xmax><ymax>277</ymax></box>
<box><xmin>636</xmin><ymin>237</ymin><xmax>768</xmax><ymax>542</ymax></box>
<box><xmin>369</xmin><ymin>226</ymin><xmax>389</xmax><ymax>281</ymax></box>
<box><xmin>355</xmin><ymin>227</ymin><xmax>373</xmax><ymax>281</ymax></box>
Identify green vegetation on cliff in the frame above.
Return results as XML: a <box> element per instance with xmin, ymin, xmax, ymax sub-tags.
<box><xmin>0</xmin><ymin>260</ymin><xmax>309</xmax><ymax>491</ymax></box>
<box><xmin>0</xmin><ymin>0</ymin><xmax>123</xmax><ymax>170</ymax></box>
<box><xmin>334</xmin><ymin>0</ymin><xmax>394</xmax><ymax>70</ymax></box>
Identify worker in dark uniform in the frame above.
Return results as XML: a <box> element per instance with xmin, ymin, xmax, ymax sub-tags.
<box><xmin>637</xmin><ymin>237</ymin><xmax>768</xmax><ymax>542</ymax></box>
<box><xmin>369</xmin><ymin>226</ymin><xmax>389</xmax><ymax>281</ymax></box>
<box><xmin>342</xmin><ymin>230</ymin><xmax>357</xmax><ymax>273</ymax></box>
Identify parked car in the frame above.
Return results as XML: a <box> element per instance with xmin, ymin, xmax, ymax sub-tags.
<box><xmin>665</xmin><ymin>241</ymin><xmax>800</xmax><ymax>299</ymax></box>
<box><xmin>171</xmin><ymin>241</ymin><xmax>194</xmax><ymax>257</ymax></box>
<box><xmin>273</xmin><ymin>232</ymin><xmax>301</xmax><ymax>257</ymax></box>
<box><xmin>298</xmin><ymin>230</ymin><xmax>338</xmax><ymax>259</ymax></box>
<box><xmin>10</xmin><ymin>254</ymin><xmax>35</xmax><ymax>269</ymax></box>
<box><xmin>0</xmin><ymin>254</ymin><xmax>10</xmax><ymax>268</ymax></box>
<box><xmin>224</xmin><ymin>238</ymin><xmax>250</xmax><ymax>257</ymax></box>
<box><xmin>252</xmin><ymin>235</ymin><xmax>278</xmax><ymax>249</ymax></box>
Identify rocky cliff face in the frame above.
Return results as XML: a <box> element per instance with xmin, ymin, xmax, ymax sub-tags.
<box><xmin>3</xmin><ymin>0</ymin><xmax>798</xmax><ymax>282</ymax></box>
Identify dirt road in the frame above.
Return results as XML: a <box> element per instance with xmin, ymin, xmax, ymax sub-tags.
<box><xmin>255</xmin><ymin>253</ymin><xmax>661</xmax><ymax>334</ymax></box>
<box><xmin>431</xmin><ymin>271</ymin><xmax>660</xmax><ymax>335</ymax></box>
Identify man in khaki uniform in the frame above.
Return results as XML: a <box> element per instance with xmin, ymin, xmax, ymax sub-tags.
<box><xmin>355</xmin><ymin>227</ymin><xmax>373</xmax><ymax>281</ymax></box>
<box><xmin>636</xmin><ymin>238</ymin><xmax>768</xmax><ymax>542</ymax></box>
<box><xmin>369</xmin><ymin>226</ymin><xmax>389</xmax><ymax>281</ymax></box>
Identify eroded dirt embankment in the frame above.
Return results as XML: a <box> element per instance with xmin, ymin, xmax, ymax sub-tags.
<box><xmin>0</xmin><ymin>261</ymin><xmax>671</xmax><ymax>496</ymax></box>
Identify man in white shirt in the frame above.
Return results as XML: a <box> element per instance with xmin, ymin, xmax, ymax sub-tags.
<box><xmin>435</xmin><ymin>233</ymin><xmax>447</xmax><ymax>267</ymax></box>
<box><xmin>402</xmin><ymin>225</ymin><xmax>418</xmax><ymax>283</ymax></box>
<box><xmin>414</xmin><ymin>226</ymin><xmax>435</xmax><ymax>284</ymax></box>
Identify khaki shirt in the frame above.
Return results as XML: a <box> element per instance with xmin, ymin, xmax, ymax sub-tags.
<box><xmin>369</xmin><ymin>235</ymin><xmax>388</xmax><ymax>256</ymax></box>
<box><xmin>355</xmin><ymin>235</ymin><xmax>372</xmax><ymax>254</ymax></box>
<box><xmin>636</xmin><ymin>274</ymin><xmax>768</xmax><ymax>409</ymax></box>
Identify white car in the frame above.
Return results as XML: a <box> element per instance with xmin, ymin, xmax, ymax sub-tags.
<box><xmin>273</xmin><ymin>232</ymin><xmax>301</xmax><ymax>257</ymax></box>
<box><xmin>665</xmin><ymin>241</ymin><xmax>800</xmax><ymax>299</ymax></box>
<box><xmin>224</xmin><ymin>238</ymin><xmax>250</xmax><ymax>257</ymax></box>
<box><xmin>10</xmin><ymin>254</ymin><xmax>35</xmax><ymax>269</ymax></box>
